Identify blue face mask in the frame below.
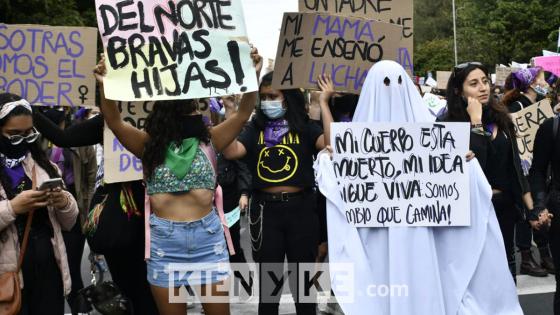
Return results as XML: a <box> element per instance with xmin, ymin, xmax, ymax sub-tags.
<box><xmin>261</xmin><ymin>100</ymin><xmax>286</xmax><ymax>119</ymax></box>
<box><xmin>532</xmin><ymin>84</ymin><xmax>549</xmax><ymax>97</ymax></box>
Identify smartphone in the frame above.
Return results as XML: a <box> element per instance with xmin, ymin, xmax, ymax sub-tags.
<box><xmin>38</xmin><ymin>178</ymin><xmax>64</xmax><ymax>191</ymax></box>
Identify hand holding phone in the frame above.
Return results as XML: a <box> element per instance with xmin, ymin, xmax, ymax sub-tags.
<box><xmin>38</xmin><ymin>178</ymin><xmax>64</xmax><ymax>191</ymax></box>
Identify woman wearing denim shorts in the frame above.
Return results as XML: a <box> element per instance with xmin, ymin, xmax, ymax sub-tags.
<box><xmin>94</xmin><ymin>49</ymin><xmax>263</xmax><ymax>315</ymax></box>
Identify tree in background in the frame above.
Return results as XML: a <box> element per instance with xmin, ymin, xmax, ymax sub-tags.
<box><xmin>414</xmin><ymin>0</ymin><xmax>560</xmax><ymax>76</ymax></box>
<box><xmin>0</xmin><ymin>0</ymin><xmax>96</xmax><ymax>27</ymax></box>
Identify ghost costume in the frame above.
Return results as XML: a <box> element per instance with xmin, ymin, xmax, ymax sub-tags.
<box><xmin>315</xmin><ymin>61</ymin><xmax>522</xmax><ymax>315</ymax></box>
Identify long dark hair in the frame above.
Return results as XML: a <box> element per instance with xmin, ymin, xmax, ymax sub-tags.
<box><xmin>142</xmin><ymin>100</ymin><xmax>210</xmax><ymax>179</ymax></box>
<box><xmin>0</xmin><ymin>93</ymin><xmax>59</xmax><ymax>199</ymax></box>
<box><xmin>252</xmin><ymin>72</ymin><xmax>308</xmax><ymax>134</ymax></box>
<box><xmin>443</xmin><ymin>64</ymin><xmax>516</xmax><ymax>137</ymax></box>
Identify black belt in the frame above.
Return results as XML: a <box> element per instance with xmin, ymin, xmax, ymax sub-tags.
<box><xmin>254</xmin><ymin>190</ymin><xmax>307</xmax><ymax>202</ymax></box>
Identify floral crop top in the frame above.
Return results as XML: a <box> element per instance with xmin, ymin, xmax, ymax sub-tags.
<box><xmin>146</xmin><ymin>146</ymin><xmax>215</xmax><ymax>195</ymax></box>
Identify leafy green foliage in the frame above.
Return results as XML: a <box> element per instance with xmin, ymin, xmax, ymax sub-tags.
<box><xmin>414</xmin><ymin>0</ymin><xmax>560</xmax><ymax>75</ymax></box>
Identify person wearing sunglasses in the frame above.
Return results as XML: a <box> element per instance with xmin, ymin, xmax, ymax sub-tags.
<box><xmin>0</xmin><ymin>93</ymin><xmax>79</xmax><ymax>315</ymax></box>
<box><xmin>439</xmin><ymin>62</ymin><xmax>547</xmax><ymax>283</ymax></box>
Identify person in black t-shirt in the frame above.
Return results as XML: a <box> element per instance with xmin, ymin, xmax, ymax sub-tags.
<box><xmin>223</xmin><ymin>72</ymin><xmax>334</xmax><ymax>315</ymax></box>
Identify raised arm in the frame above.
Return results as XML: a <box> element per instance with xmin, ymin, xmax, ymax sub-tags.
<box><xmin>94</xmin><ymin>57</ymin><xmax>149</xmax><ymax>158</ymax></box>
<box><xmin>317</xmin><ymin>74</ymin><xmax>335</xmax><ymax>149</ymax></box>
<box><xmin>34</xmin><ymin>110</ymin><xmax>104</xmax><ymax>147</ymax></box>
<box><xmin>210</xmin><ymin>47</ymin><xmax>262</xmax><ymax>152</ymax></box>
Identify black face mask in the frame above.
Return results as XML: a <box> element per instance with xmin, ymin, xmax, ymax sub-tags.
<box><xmin>181</xmin><ymin>115</ymin><xmax>207</xmax><ymax>140</ymax></box>
<box><xmin>0</xmin><ymin>136</ymin><xmax>30</xmax><ymax>160</ymax></box>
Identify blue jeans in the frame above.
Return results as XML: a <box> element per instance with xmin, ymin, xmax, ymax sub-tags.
<box><xmin>147</xmin><ymin>210</ymin><xmax>230</xmax><ymax>288</ymax></box>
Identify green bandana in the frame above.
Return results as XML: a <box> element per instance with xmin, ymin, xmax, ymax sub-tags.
<box><xmin>164</xmin><ymin>138</ymin><xmax>200</xmax><ymax>179</ymax></box>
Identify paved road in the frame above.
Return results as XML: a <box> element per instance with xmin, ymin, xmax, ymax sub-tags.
<box><xmin>66</xmin><ymin>215</ymin><xmax>557</xmax><ymax>315</ymax></box>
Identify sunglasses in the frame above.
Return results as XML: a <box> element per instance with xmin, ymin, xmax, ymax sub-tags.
<box><xmin>454</xmin><ymin>62</ymin><xmax>483</xmax><ymax>74</ymax></box>
<box><xmin>4</xmin><ymin>127</ymin><xmax>40</xmax><ymax>145</ymax></box>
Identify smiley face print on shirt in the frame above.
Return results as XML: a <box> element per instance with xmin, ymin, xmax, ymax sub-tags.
<box><xmin>256</xmin><ymin>132</ymin><xmax>300</xmax><ymax>183</ymax></box>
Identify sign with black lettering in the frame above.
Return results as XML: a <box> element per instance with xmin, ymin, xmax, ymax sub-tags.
<box><xmin>0</xmin><ymin>24</ymin><xmax>97</xmax><ymax>106</ymax></box>
<box><xmin>299</xmin><ymin>0</ymin><xmax>413</xmax><ymax>74</ymax></box>
<box><xmin>331</xmin><ymin>122</ymin><xmax>470</xmax><ymax>227</ymax></box>
<box><xmin>272</xmin><ymin>12</ymin><xmax>402</xmax><ymax>94</ymax></box>
<box><xmin>510</xmin><ymin>99</ymin><xmax>554</xmax><ymax>176</ymax></box>
<box><xmin>103</xmin><ymin>101</ymin><xmax>153</xmax><ymax>183</ymax></box>
<box><xmin>95</xmin><ymin>0</ymin><xmax>258</xmax><ymax>101</ymax></box>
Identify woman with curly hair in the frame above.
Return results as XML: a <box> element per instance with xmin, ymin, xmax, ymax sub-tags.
<box><xmin>96</xmin><ymin>48</ymin><xmax>262</xmax><ymax>315</ymax></box>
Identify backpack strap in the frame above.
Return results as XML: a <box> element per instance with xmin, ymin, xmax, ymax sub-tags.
<box><xmin>200</xmin><ymin>143</ymin><xmax>236</xmax><ymax>256</ymax></box>
<box><xmin>144</xmin><ymin>187</ymin><xmax>151</xmax><ymax>260</ymax></box>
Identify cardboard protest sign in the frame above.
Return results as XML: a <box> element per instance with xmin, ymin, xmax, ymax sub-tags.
<box><xmin>299</xmin><ymin>0</ymin><xmax>413</xmax><ymax>73</ymax></box>
<box><xmin>534</xmin><ymin>56</ymin><xmax>560</xmax><ymax>77</ymax></box>
<box><xmin>495</xmin><ymin>67</ymin><xmax>519</xmax><ymax>87</ymax></box>
<box><xmin>331</xmin><ymin>122</ymin><xmax>470</xmax><ymax>227</ymax></box>
<box><xmin>103</xmin><ymin>101</ymin><xmax>153</xmax><ymax>183</ymax></box>
<box><xmin>510</xmin><ymin>99</ymin><xmax>554</xmax><ymax>176</ymax></box>
<box><xmin>272</xmin><ymin>12</ymin><xmax>402</xmax><ymax>94</ymax></box>
<box><xmin>436</xmin><ymin>71</ymin><xmax>451</xmax><ymax>90</ymax></box>
<box><xmin>95</xmin><ymin>0</ymin><xmax>258</xmax><ymax>101</ymax></box>
<box><xmin>0</xmin><ymin>24</ymin><xmax>97</xmax><ymax>106</ymax></box>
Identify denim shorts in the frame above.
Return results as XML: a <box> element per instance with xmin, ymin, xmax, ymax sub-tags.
<box><xmin>147</xmin><ymin>209</ymin><xmax>230</xmax><ymax>288</ymax></box>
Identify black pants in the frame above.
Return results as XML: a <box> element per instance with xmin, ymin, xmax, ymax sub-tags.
<box><xmin>103</xmin><ymin>230</ymin><xmax>159</xmax><ymax>315</ymax></box>
<box><xmin>250</xmin><ymin>192</ymin><xmax>319</xmax><ymax>315</ymax></box>
<box><xmin>516</xmin><ymin>220</ymin><xmax>549</xmax><ymax>250</ymax></box>
<box><xmin>62</xmin><ymin>221</ymin><xmax>86</xmax><ymax>300</ymax></box>
<box><xmin>547</xmin><ymin>190</ymin><xmax>560</xmax><ymax>314</ymax></box>
<box><xmin>20</xmin><ymin>228</ymin><xmax>64</xmax><ymax>315</ymax></box>
<box><xmin>492</xmin><ymin>192</ymin><xmax>517</xmax><ymax>281</ymax></box>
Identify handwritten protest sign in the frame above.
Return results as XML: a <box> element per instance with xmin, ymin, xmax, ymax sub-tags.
<box><xmin>95</xmin><ymin>0</ymin><xmax>258</xmax><ymax>101</ymax></box>
<box><xmin>103</xmin><ymin>101</ymin><xmax>153</xmax><ymax>183</ymax></box>
<box><xmin>272</xmin><ymin>12</ymin><xmax>401</xmax><ymax>94</ymax></box>
<box><xmin>436</xmin><ymin>71</ymin><xmax>451</xmax><ymax>90</ymax></box>
<box><xmin>331</xmin><ymin>122</ymin><xmax>470</xmax><ymax>227</ymax></box>
<box><xmin>0</xmin><ymin>24</ymin><xmax>97</xmax><ymax>106</ymax></box>
<box><xmin>495</xmin><ymin>67</ymin><xmax>518</xmax><ymax>87</ymax></box>
<box><xmin>510</xmin><ymin>99</ymin><xmax>554</xmax><ymax>176</ymax></box>
<box><xmin>534</xmin><ymin>56</ymin><xmax>560</xmax><ymax>77</ymax></box>
<box><xmin>299</xmin><ymin>0</ymin><xmax>413</xmax><ymax>73</ymax></box>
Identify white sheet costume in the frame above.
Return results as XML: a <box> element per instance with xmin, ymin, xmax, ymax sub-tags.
<box><xmin>314</xmin><ymin>61</ymin><xmax>523</xmax><ymax>315</ymax></box>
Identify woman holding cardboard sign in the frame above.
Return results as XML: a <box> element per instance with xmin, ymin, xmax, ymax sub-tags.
<box><xmin>96</xmin><ymin>48</ymin><xmax>262</xmax><ymax>315</ymax></box>
<box><xmin>440</xmin><ymin>62</ymin><xmax>549</xmax><ymax>282</ymax></box>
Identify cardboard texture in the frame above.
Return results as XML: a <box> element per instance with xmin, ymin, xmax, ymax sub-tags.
<box><xmin>436</xmin><ymin>71</ymin><xmax>451</xmax><ymax>90</ymax></box>
<box><xmin>103</xmin><ymin>101</ymin><xmax>153</xmax><ymax>183</ymax></box>
<box><xmin>0</xmin><ymin>24</ymin><xmax>97</xmax><ymax>106</ymax></box>
<box><xmin>510</xmin><ymin>99</ymin><xmax>554</xmax><ymax>176</ymax></box>
<box><xmin>272</xmin><ymin>12</ymin><xmax>402</xmax><ymax>94</ymax></box>
<box><xmin>299</xmin><ymin>0</ymin><xmax>413</xmax><ymax>73</ymax></box>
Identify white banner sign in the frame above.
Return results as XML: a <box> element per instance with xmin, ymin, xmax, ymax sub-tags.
<box><xmin>331</xmin><ymin>122</ymin><xmax>471</xmax><ymax>227</ymax></box>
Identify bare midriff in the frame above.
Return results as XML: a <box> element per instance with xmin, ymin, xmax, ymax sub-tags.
<box><xmin>150</xmin><ymin>189</ymin><xmax>214</xmax><ymax>222</ymax></box>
